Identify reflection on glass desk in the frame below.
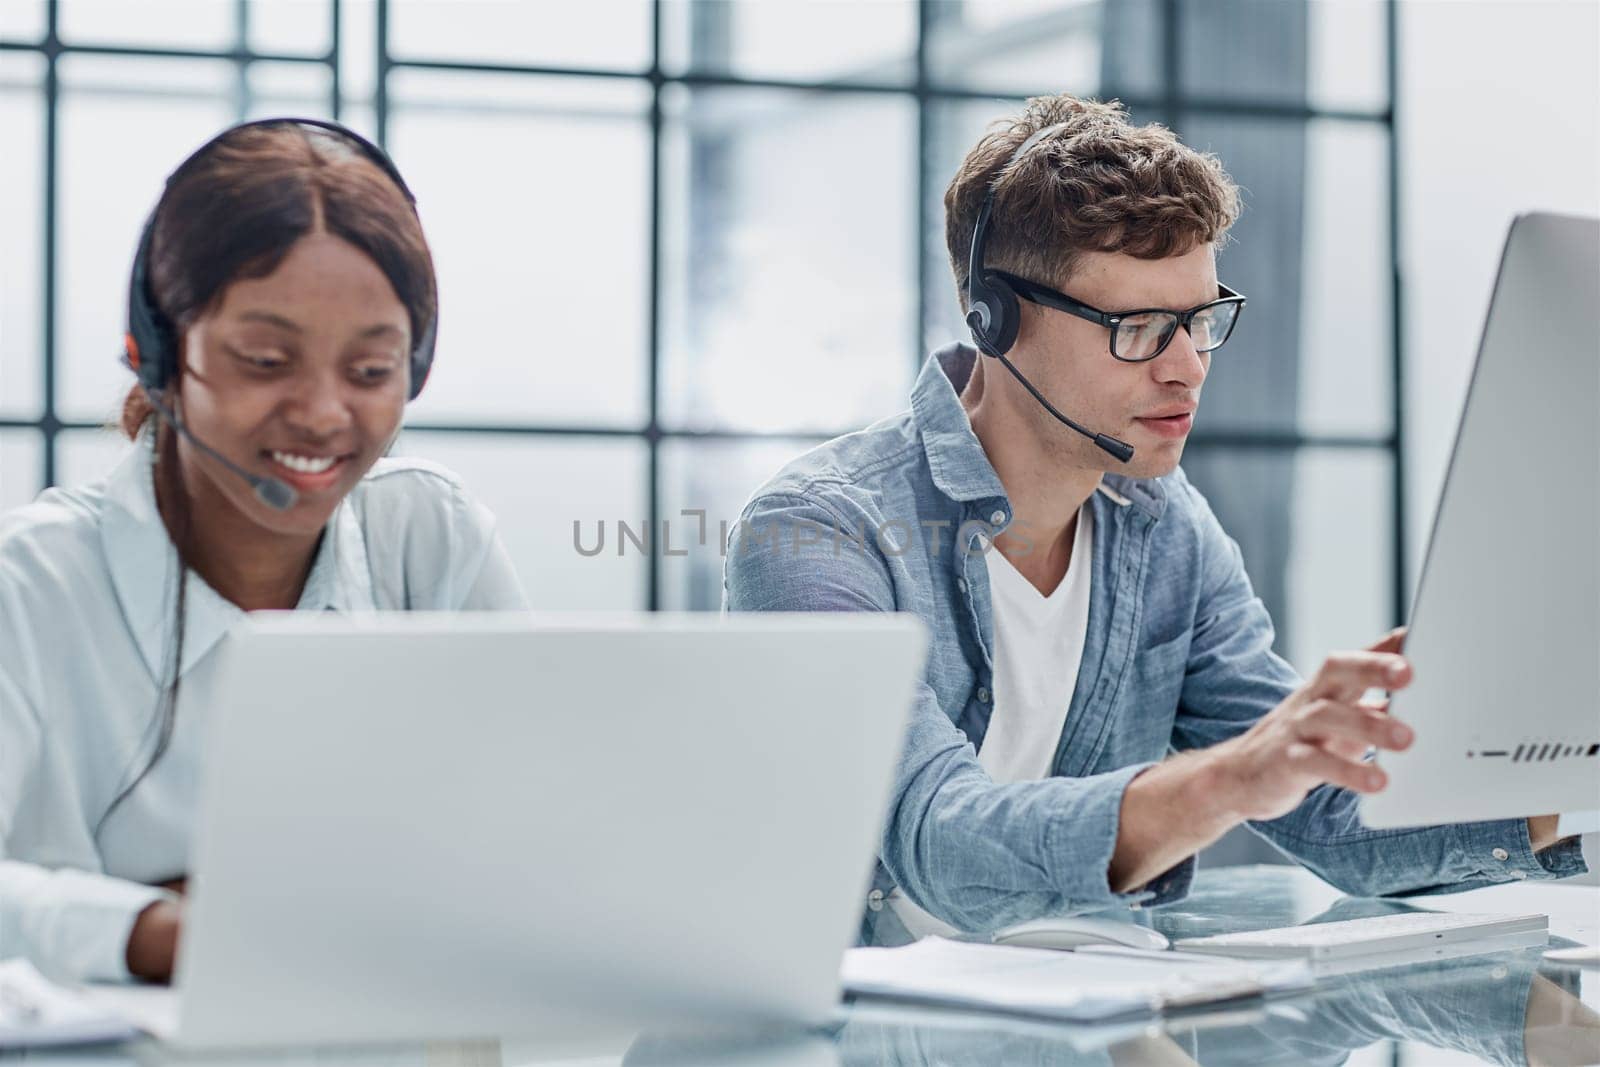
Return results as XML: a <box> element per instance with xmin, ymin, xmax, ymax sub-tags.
<box><xmin>5</xmin><ymin>866</ymin><xmax>1596</xmax><ymax>1066</ymax></box>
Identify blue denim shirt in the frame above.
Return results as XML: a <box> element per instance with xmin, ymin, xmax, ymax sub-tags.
<box><xmin>723</xmin><ymin>343</ymin><xmax>1586</xmax><ymax>932</ymax></box>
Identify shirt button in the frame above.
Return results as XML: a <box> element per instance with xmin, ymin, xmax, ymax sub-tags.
<box><xmin>1508</xmin><ymin>869</ymin><xmax>1527</xmax><ymax>880</ymax></box>
<box><xmin>977</xmin><ymin>687</ymin><xmax>991</xmax><ymax>704</ymax></box>
<box><xmin>1129</xmin><ymin>902</ymin><xmax>1142</xmax><ymax>911</ymax></box>
<box><xmin>1492</xmin><ymin>847</ymin><xmax>1510</xmax><ymax>861</ymax></box>
<box><xmin>867</xmin><ymin>889</ymin><xmax>885</xmax><ymax>911</ymax></box>
<box><xmin>990</xmin><ymin>509</ymin><xmax>1007</xmax><ymax>526</ymax></box>
<box><xmin>957</xmin><ymin>577</ymin><xmax>968</xmax><ymax>593</ymax></box>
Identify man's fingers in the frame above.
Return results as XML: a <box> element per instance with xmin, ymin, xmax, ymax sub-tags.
<box><xmin>1293</xmin><ymin>698</ymin><xmax>1412</xmax><ymax>751</ymax></box>
<box><xmin>1309</xmin><ymin>650</ymin><xmax>1411</xmax><ymax>701</ymax></box>
<box><xmin>1285</xmin><ymin>741</ymin><xmax>1388</xmax><ymax>794</ymax></box>
<box><xmin>1366</xmin><ymin>626</ymin><xmax>1408</xmax><ymax>655</ymax></box>
<box><xmin>1321</xmin><ymin>735</ymin><xmax>1371</xmax><ymax>763</ymax></box>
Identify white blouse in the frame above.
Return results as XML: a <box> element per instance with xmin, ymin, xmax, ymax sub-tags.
<box><xmin>0</xmin><ymin>439</ymin><xmax>527</xmax><ymax>982</ymax></box>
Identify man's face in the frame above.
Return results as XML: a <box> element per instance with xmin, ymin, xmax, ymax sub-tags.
<box><xmin>1002</xmin><ymin>243</ymin><xmax>1218</xmax><ymax>480</ymax></box>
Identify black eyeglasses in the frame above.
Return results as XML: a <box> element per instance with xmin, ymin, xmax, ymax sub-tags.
<box><xmin>993</xmin><ymin>270</ymin><xmax>1247</xmax><ymax>363</ymax></box>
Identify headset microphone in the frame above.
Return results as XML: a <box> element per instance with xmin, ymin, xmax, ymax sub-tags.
<box><xmin>981</xmin><ymin>342</ymin><xmax>1136</xmax><ymax>464</ymax></box>
<box><xmin>143</xmin><ymin>387</ymin><xmax>299</xmax><ymax>511</ymax></box>
<box><xmin>964</xmin><ymin>122</ymin><xmax>1136</xmax><ymax>465</ymax></box>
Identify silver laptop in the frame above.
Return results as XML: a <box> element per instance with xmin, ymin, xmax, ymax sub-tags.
<box><xmin>152</xmin><ymin>612</ymin><xmax>926</xmax><ymax>1049</ymax></box>
<box><xmin>1362</xmin><ymin>212</ymin><xmax>1599</xmax><ymax>829</ymax></box>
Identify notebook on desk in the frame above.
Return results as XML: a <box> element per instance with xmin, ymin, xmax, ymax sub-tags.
<box><xmin>841</xmin><ymin>937</ymin><xmax>1312</xmax><ymax>1023</ymax></box>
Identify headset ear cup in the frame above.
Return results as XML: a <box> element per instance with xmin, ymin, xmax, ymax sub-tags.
<box><xmin>966</xmin><ymin>274</ymin><xmax>1000</xmax><ymax>356</ymax></box>
<box><xmin>989</xmin><ymin>275</ymin><xmax>1021</xmax><ymax>356</ymax></box>
<box><xmin>128</xmin><ymin>303</ymin><xmax>179</xmax><ymax>394</ymax></box>
<box><xmin>965</xmin><ymin>301</ymin><xmax>994</xmax><ymax>356</ymax></box>
<box><xmin>969</xmin><ymin>272</ymin><xmax>1021</xmax><ymax>357</ymax></box>
<box><xmin>125</xmin><ymin>218</ymin><xmax>180</xmax><ymax>393</ymax></box>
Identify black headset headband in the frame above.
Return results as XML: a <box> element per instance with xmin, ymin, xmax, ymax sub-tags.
<box><xmin>964</xmin><ymin>121</ymin><xmax>1071</xmax><ymax>358</ymax></box>
<box><xmin>123</xmin><ymin>117</ymin><xmax>437</xmax><ymax>401</ymax></box>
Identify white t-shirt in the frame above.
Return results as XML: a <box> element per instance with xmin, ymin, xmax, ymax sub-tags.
<box><xmin>978</xmin><ymin>503</ymin><xmax>1094</xmax><ymax>784</ymax></box>
<box><xmin>0</xmin><ymin>440</ymin><xmax>527</xmax><ymax>982</ymax></box>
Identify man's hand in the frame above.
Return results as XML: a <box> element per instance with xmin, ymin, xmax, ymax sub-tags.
<box><xmin>1111</xmin><ymin>628</ymin><xmax>1418</xmax><ymax>893</ymax></box>
<box><xmin>125</xmin><ymin>899</ymin><xmax>182</xmax><ymax>982</ymax></box>
<box><xmin>1201</xmin><ymin>628</ymin><xmax>1415</xmax><ymax>822</ymax></box>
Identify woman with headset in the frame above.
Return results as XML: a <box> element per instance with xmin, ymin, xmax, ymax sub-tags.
<box><xmin>0</xmin><ymin>119</ymin><xmax>525</xmax><ymax>983</ymax></box>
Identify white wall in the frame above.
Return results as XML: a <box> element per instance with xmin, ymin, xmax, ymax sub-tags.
<box><xmin>1399</xmin><ymin>0</ymin><xmax>1599</xmax><ymax>578</ymax></box>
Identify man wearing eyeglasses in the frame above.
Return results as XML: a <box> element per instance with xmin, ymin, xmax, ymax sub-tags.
<box><xmin>724</xmin><ymin>93</ymin><xmax>1583</xmax><ymax>933</ymax></box>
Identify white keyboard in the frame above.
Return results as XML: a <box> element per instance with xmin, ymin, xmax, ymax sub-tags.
<box><xmin>1173</xmin><ymin>910</ymin><xmax>1548</xmax><ymax>961</ymax></box>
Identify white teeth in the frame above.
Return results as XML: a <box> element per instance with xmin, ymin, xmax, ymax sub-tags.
<box><xmin>271</xmin><ymin>451</ymin><xmax>339</xmax><ymax>474</ymax></box>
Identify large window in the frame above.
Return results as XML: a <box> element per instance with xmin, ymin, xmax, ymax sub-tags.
<box><xmin>1</xmin><ymin>0</ymin><xmax>1402</xmax><ymax>672</ymax></box>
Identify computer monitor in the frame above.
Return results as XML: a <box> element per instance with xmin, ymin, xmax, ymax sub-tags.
<box><xmin>1362</xmin><ymin>212</ymin><xmax>1599</xmax><ymax>829</ymax></box>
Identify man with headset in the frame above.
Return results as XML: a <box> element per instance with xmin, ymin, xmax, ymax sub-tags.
<box><xmin>724</xmin><ymin>94</ymin><xmax>1583</xmax><ymax>932</ymax></box>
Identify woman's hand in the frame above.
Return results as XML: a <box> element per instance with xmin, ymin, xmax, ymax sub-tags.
<box><xmin>125</xmin><ymin>899</ymin><xmax>183</xmax><ymax>982</ymax></box>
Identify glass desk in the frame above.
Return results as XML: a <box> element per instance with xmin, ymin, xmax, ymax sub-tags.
<box><xmin>6</xmin><ymin>865</ymin><xmax>1597</xmax><ymax>1066</ymax></box>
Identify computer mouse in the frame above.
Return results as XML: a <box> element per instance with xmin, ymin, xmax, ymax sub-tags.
<box><xmin>992</xmin><ymin>915</ymin><xmax>1173</xmax><ymax>952</ymax></box>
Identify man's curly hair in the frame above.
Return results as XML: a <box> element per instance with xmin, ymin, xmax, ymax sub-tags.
<box><xmin>944</xmin><ymin>94</ymin><xmax>1241</xmax><ymax>307</ymax></box>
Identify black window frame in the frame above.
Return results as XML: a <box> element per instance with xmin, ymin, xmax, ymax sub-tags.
<box><xmin>0</xmin><ymin>0</ymin><xmax>1406</xmax><ymax>622</ymax></box>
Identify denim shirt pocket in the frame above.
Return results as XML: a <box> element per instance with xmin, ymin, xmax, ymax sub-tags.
<box><xmin>1122</xmin><ymin>632</ymin><xmax>1192</xmax><ymax>757</ymax></box>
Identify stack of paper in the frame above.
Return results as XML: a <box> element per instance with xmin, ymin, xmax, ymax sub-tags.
<box><xmin>841</xmin><ymin>937</ymin><xmax>1311</xmax><ymax>1023</ymax></box>
<box><xmin>0</xmin><ymin>959</ymin><xmax>137</xmax><ymax>1048</ymax></box>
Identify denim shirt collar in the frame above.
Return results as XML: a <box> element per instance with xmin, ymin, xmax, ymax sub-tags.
<box><xmin>910</xmin><ymin>343</ymin><xmax>1007</xmax><ymax>504</ymax></box>
<box><xmin>910</xmin><ymin>342</ymin><xmax>1169</xmax><ymax>522</ymax></box>
<box><xmin>99</xmin><ymin>435</ymin><xmax>378</xmax><ymax>683</ymax></box>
